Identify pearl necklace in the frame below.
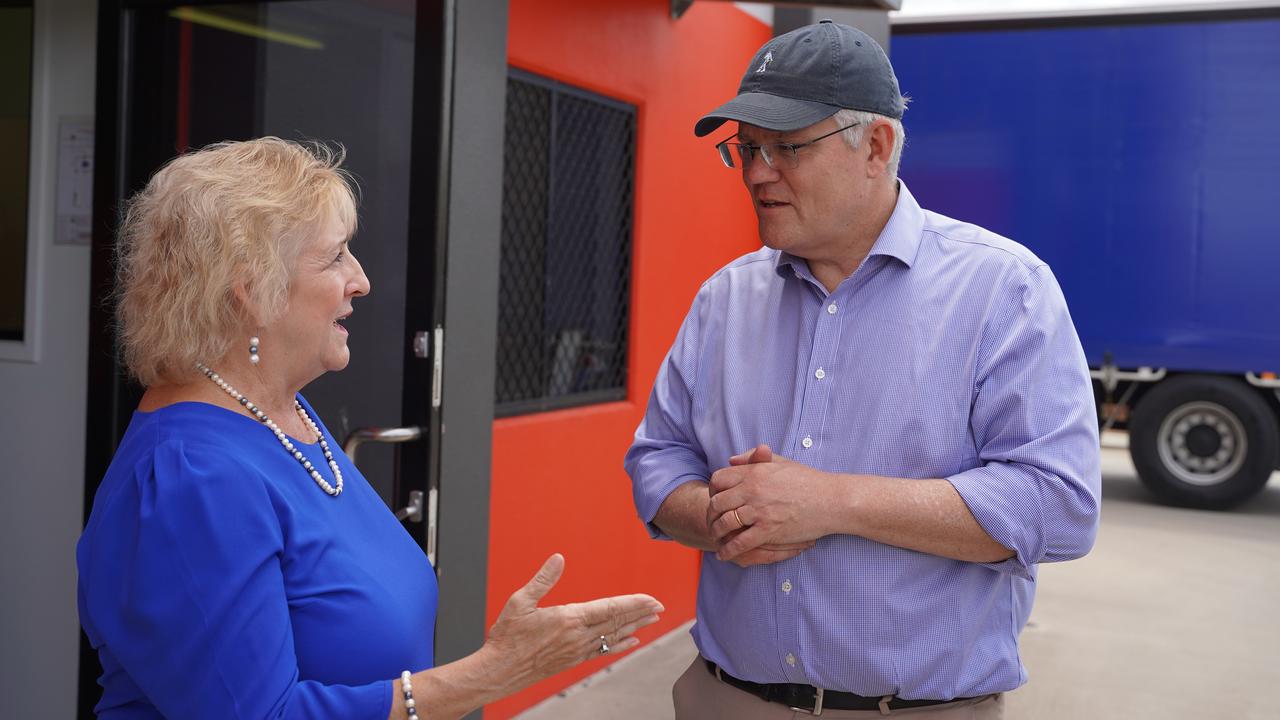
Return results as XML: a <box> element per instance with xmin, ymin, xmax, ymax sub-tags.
<box><xmin>196</xmin><ymin>363</ymin><xmax>343</xmax><ymax>496</ymax></box>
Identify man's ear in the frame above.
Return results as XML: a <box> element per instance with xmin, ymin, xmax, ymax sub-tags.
<box><xmin>865</xmin><ymin>120</ymin><xmax>896</xmax><ymax>179</ymax></box>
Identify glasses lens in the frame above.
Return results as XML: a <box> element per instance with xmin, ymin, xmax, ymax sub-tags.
<box><xmin>759</xmin><ymin>144</ymin><xmax>776</xmax><ymax>169</ymax></box>
<box><xmin>717</xmin><ymin>143</ymin><xmax>735</xmax><ymax>168</ymax></box>
<box><xmin>735</xmin><ymin>144</ymin><xmax>753</xmax><ymax>167</ymax></box>
<box><xmin>769</xmin><ymin>144</ymin><xmax>799</xmax><ymax>169</ymax></box>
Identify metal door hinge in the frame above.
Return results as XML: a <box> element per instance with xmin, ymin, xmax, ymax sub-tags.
<box><xmin>431</xmin><ymin>325</ymin><xmax>444</xmax><ymax>409</ymax></box>
<box><xmin>426</xmin><ymin>487</ymin><xmax>438</xmax><ymax>567</ymax></box>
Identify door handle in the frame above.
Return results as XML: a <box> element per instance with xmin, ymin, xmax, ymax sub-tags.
<box><xmin>396</xmin><ymin>490</ymin><xmax>425</xmax><ymax>522</ymax></box>
<box><xmin>343</xmin><ymin>426</ymin><xmax>424</xmax><ymax>458</ymax></box>
<box><xmin>342</xmin><ymin>426</ymin><xmax>438</xmax><ymax>565</ymax></box>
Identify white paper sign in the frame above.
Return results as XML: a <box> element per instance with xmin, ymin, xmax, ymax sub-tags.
<box><xmin>55</xmin><ymin>119</ymin><xmax>94</xmax><ymax>246</ymax></box>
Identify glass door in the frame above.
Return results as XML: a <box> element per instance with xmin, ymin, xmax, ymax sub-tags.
<box><xmin>82</xmin><ymin>1</ymin><xmax>452</xmax><ymax>716</ymax></box>
<box><xmin>117</xmin><ymin>0</ymin><xmax>429</xmax><ymax>508</ymax></box>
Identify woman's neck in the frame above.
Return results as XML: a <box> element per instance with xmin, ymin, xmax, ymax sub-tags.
<box><xmin>209</xmin><ymin>356</ymin><xmax>302</xmax><ymax>418</ymax></box>
<box><xmin>139</xmin><ymin>356</ymin><xmax>310</xmax><ymax>437</ymax></box>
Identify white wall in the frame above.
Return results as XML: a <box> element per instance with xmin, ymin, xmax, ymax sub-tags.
<box><xmin>0</xmin><ymin>0</ymin><xmax>96</xmax><ymax>716</ymax></box>
<box><xmin>894</xmin><ymin>0</ymin><xmax>1279</xmax><ymax>18</ymax></box>
<box><xmin>776</xmin><ymin>7</ymin><xmax>892</xmax><ymax>50</ymax></box>
<box><xmin>733</xmin><ymin>2</ymin><xmax>774</xmax><ymax>26</ymax></box>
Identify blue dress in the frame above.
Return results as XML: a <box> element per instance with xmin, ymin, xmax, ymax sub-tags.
<box><xmin>77</xmin><ymin>397</ymin><xmax>438</xmax><ymax>719</ymax></box>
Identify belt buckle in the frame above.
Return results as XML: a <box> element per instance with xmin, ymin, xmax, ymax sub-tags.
<box><xmin>789</xmin><ymin>687</ymin><xmax>824</xmax><ymax>716</ymax></box>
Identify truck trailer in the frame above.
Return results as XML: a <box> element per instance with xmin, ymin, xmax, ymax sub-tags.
<box><xmin>891</xmin><ymin>4</ymin><xmax>1280</xmax><ymax>508</ymax></box>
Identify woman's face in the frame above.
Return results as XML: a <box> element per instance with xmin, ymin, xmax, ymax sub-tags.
<box><xmin>267</xmin><ymin>211</ymin><xmax>370</xmax><ymax>384</ymax></box>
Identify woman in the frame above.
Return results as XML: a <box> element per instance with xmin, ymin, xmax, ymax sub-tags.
<box><xmin>77</xmin><ymin>137</ymin><xmax>662</xmax><ymax>719</ymax></box>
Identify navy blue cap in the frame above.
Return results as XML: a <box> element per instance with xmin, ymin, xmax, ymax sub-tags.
<box><xmin>694</xmin><ymin>20</ymin><xmax>904</xmax><ymax>137</ymax></box>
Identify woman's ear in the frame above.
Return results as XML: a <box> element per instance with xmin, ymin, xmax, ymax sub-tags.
<box><xmin>231</xmin><ymin>279</ymin><xmax>266</xmax><ymax>329</ymax></box>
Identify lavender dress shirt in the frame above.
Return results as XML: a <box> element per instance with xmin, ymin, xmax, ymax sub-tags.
<box><xmin>625</xmin><ymin>182</ymin><xmax>1101</xmax><ymax>700</ymax></box>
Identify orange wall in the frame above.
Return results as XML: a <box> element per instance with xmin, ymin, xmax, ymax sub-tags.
<box><xmin>485</xmin><ymin>1</ymin><xmax>769</xmax><ymax>717</ymax></box>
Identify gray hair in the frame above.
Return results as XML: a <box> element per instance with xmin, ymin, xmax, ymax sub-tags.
<box><xmin>831</xmin><ymin>105</ymin><xmax>907</xmax><ymax>181</ymax></box>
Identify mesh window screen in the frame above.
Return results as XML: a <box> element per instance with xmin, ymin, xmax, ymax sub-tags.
<box><xmin>497</xmin><ymin>70</ymin><xmax>635</xmax><ymax>417</ymax></box>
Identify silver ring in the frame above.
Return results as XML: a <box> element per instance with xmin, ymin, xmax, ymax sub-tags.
<box><xmin>598</xmin><ymin>635</ymin><xmax>610</xmax><ymax>655</ymax></box>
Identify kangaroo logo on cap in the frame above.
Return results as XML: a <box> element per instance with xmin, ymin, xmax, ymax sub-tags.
<box><xmin>756</xmin><ymin>51</ymin><xmax>773</xmax><ymax>74</ymax></box>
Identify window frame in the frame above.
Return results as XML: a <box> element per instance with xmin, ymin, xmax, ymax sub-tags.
<box><xmin>495</xmin><ymin>68</ymin><xmax>636</xmax><ymax>418</ymax></box>
<box><xmin>0</xmin><ymin>0</ymin><xmax>42</xmax><ymax>363</ymax></box>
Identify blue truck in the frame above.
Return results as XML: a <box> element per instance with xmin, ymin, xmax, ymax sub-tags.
<box><xmin>891</xmin><ymin>5</ymin><xmax>1280</xmax><ymax>508</ymax></box>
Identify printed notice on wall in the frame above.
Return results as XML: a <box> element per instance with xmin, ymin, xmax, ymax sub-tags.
<box><xmin>55</xmin><ymin>119</ymin><xmax>94</xmax><ymax>246</ymax></box>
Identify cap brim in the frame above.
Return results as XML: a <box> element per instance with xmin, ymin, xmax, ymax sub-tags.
<box><xmin>694</xmin><ymin>92</ymin><xmax>840</xmax><ymax>137</ymax></box>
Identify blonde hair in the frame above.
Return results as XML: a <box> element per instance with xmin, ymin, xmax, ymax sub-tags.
<box><xmin>115</xmin><ymin>137</ymin><xmax>359</xmax><ymax>387</ymax></box>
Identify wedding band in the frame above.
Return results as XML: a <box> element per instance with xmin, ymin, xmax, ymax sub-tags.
<box><xmin>598</xmin><ymin>635</ymin><xmax>610</xmax><ymax>655</ymax></box>
<box><xmin>732</xmin><ymin>508</ymin><xmax>746</xmax><ymax>529</ymax></box>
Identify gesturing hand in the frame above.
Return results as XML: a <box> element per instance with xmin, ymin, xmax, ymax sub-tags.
<box><xmin>483</xmin><ymin>554</ymin><xmax>664</xmax><ymax>694</ymax></box>
<box><xmin>707</xmin><ymin>444</ymin><xmax>835</xmax><ymax>564</ymax></box>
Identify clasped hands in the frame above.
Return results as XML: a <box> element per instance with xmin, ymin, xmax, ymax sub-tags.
<box><xmin>706</xmin><ymin>444</ymin><xmax>836</xmax><ymax>568</ymax></box>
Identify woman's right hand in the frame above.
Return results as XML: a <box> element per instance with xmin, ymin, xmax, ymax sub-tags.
<box><xmin>393</xmin><ymin>554</ymin><xmax>663</xmax><ymax>720</ymax></box>
<box><xmin>480</xmin><ymin>553</ymin><xmax>664</xmax><ymax>694</ymax></box>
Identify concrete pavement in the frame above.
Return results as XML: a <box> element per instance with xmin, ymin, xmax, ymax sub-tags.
<box><xmin>517</xmin><ymin>435</ymin><xmax>1280</xmax><ymax>719</ymax></box>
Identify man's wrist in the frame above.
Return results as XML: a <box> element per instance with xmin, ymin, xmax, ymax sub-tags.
<box><xmin>823</xmin><ymin>471</ymin><xmax>867</xmax><ymax>538</ymax></box>
<box><xmin>652</xmin><ymin>480</ymin><xmax>717</xmax><ymax>551</ymax></box>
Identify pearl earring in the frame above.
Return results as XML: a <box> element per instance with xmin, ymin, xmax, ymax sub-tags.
<box><xmin>249</xmin><ymin>336</ymin><xmax>261</xmax><ymax>365</ymax></box>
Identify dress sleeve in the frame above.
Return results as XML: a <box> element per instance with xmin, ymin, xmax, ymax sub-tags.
<box><xmin>624</xmin><ymin>286</ymin><xmax>713</xmax><ymax>539</ymax></box>
<box><xmin>84</xmin><ymin>439</ymin><xmax>393</xmax><ymax>720</ymax></box>
<box><xmin>946</xmin><ymin>265</ymin><xmax>1102</xmax><ymax>579</ymax></box>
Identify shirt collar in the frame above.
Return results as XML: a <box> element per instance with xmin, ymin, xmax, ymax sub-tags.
<box><xmin>773</xmin><ymin>180</ymin><xmax>925</xmax><ymax>279</ymax></box>
<box><xmin>872</xmin><ymin>180</ymin><xmax>924</xmax><ymax>269</ymax></box>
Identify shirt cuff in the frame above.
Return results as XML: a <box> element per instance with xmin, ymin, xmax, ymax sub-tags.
<box><xmin>945</xmin><ymin>468</ymin><xmax>1038</xmax><ymax>581</ymax></box>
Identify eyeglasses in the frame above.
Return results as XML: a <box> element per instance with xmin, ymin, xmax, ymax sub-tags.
<box><xmin>715</xmin><ymin>122</ymin><xmax>862</xmax><ymax>170</ymax></box>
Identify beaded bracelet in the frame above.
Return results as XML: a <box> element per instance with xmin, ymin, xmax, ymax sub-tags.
<box><xmin>401</xmin><ymin>670</ymin><xmax>420</xmax><ymax>719</ymax></box>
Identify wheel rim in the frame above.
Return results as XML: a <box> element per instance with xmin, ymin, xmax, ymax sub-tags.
<box><xmin>1156</xmin><ymin>401</ymin><xmax>1248</xmax><ymax>487</ymax></box>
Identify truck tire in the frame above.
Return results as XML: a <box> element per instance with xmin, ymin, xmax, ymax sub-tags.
<box><xmin>1129</xmin><ymin>375</ymin><xmax>1278</xmax><ymax>509</ymax></box>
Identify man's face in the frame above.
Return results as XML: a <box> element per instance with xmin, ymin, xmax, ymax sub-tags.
<box><xmin>736</xmin><ymin>117</ymin><xmax>868</xmax><ymax>260</ymax></box>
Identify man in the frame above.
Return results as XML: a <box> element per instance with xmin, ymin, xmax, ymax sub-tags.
<box><xmin>624</xmin><ymin>20</ymin><xmax>1101</xmax><ymax>719</ymax></box>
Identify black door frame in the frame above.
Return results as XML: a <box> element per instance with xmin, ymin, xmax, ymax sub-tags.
<box><xmin>79</xmin><ymin>1</ymin><xmax>506</xmax><ymax>716</ymax></box>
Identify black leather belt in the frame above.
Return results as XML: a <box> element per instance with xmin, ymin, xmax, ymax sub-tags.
<box><xmin>704</xmin><ymin>659</ymin><xmax>977</xmax><ymax>715</ymax></box>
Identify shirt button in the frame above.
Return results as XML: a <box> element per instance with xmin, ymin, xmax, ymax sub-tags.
<box><xmin>801</xmin><ymin>436</ymin><xmax>813</xmax><ymax>449</ymax></box>
<box><xmin>781</xmin><ymin>580</ymin><xmax>793</xmax><ymax>594</ymax></box>
<box><xmin>786</xmin><ymin>653</ymin><xmax>797</xmax><ymax>667</ymax></box>
<box><xmin>827</xmin><ymin>303</ymin><xmax>838</xmax><ymax>315</ymax></box>
<box><xmin>814</xmin><ymin>368</ymin><xmax>826</xmax><ymax>380</ymax></box>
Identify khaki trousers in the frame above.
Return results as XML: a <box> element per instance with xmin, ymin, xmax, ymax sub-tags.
<box><xmin>673</xmin><ymin>657</ymin><xmax>1005</xmax><ymax>720</ymax></box>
